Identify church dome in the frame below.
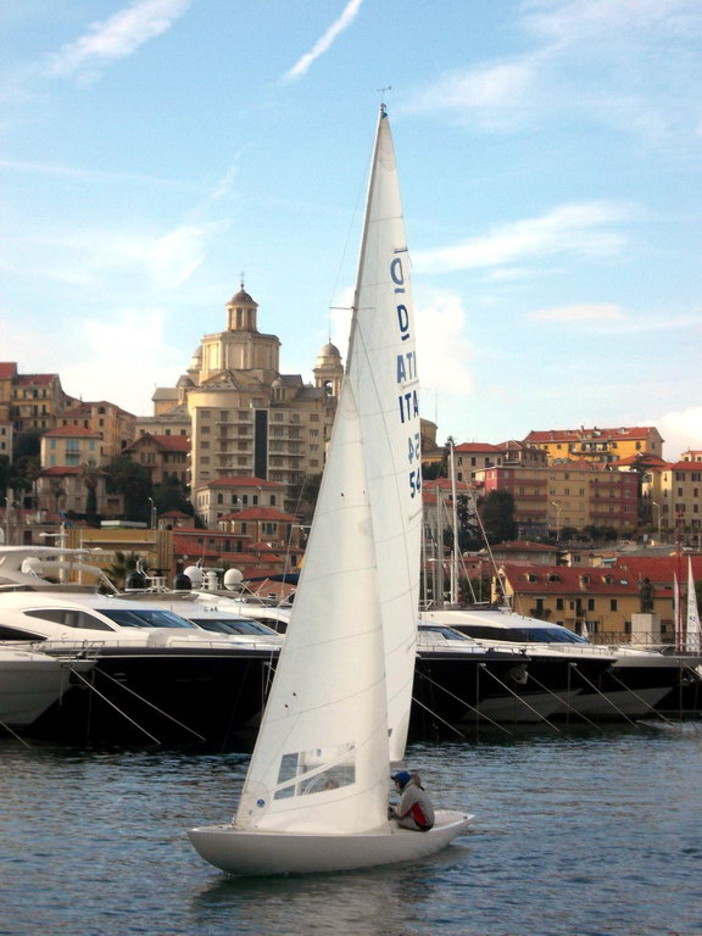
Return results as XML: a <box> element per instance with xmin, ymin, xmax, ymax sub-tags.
<box><xmin>316</xmin><ymin>342</ymin><xmax>342</xmax><ymax>366</ymax></box>
<box><xmin>176</xmin><ymin>374</ymin><xmax>194</xmax><ymax>389</ymax></box>
<box><xmin>229</xmin><ymin>287</ymin><xmax>257</xmax><ymax>306</ymax></box>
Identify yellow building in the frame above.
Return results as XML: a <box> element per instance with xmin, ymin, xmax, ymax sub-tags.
<box><xmin>123</xmin><ymin>433</ymin><xmax>190</xmax><ymax>486</ymax></box>
<box><xmin>475</xmin><ymin>463</ymin><xmax>639</xmax><ymax>538</ymax></box>
<box><xmin>0</xmin><ymin>363</ymin><xmax>76</xmax><ymax>433</ymax></box>
<box><xmin>524</xmin><ymin>426</ymin><xmax>664</xmax><ymax>465</ymax></box>
<box><xmin>643</xmin><ymin>461</ymin><xmax>702</xmax><ymax>539</ymax></box>
<box><xmin>58</xmin><ymin>400</ymin><xmax>136</xmax><ymax>461</ymax></box>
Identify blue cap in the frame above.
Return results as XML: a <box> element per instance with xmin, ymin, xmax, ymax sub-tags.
<box><xmin>392</xmin><ymin>771</ymin><xmax>412</xmax><ymax>787</ymax></box>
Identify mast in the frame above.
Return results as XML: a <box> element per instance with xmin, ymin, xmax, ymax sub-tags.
<box><xmin>345</xmin><ymin>104</ymin><xmax>422</xmax><ymax>762</ymax></box>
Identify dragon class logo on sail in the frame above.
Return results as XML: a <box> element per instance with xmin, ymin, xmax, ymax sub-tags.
<box><xmin>391</xmin><ymin>255</ymin><xmax>421</xmax><ymax>499</ymax></box>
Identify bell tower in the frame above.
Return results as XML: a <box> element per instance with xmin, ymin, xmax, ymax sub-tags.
<box><xmin>226</xmin><ymin>279</ymin><xmax>258</xmax><ymax>332</ymax></box>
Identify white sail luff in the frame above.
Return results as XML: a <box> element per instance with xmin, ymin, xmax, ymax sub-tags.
<box><xmin>347</xmin><ymin>105</ymin><xmax>421</xmax><ymax>761</ymax></box>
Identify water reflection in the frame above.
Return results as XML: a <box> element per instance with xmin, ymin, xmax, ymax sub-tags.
<box><xmin>190</xmin><ymin>844</ymin><xmax>473</xmax><ymax>936</ymax></box>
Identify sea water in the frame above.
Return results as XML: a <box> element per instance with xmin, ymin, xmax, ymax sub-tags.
<box><xmin>2</xmin><ymin>724</ymin><xmax>702</xmax><ymax>936</ymax></box>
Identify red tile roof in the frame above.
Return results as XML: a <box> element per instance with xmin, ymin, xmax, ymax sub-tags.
<box><xmin>492</xmin><ymin>541</ymin><xmax>559</xmax><ymax>553</ymax></box>
<box><xmin>15</xmin><ymin>374</ymin><xmax>58</xmax><ymax>386</ymax></box>
<box><xmin>455</xmin><ymin>442</ymin><xmax>501</xmax><ymax>453</ymax></box>
<box><xmin>40</xmin><ymin>466</ymin><xmax>83</xmax><ymax>476</ymax></box>
<box><xmin>662</xmin><ymin>461</ymin><xmax>702</xmax><ymax>472</ymax></box>
<box><xmin>525</xmin><ymin>426</ymin><xmax>658</xmax><ymax>443</ymax></box>
<box><xmin>0</xmin><ymin>363</ymin><xmax>18</xmax><ymax>379</ymax></box>
<box><xmin>612</xmin><ymin>554</ymin><xmax>702</xmax><ymax>585</ymax></box>
<box><xmin>423</xmin><ymin>478</ymin><xmax>473</xmax><ymax>493</ymax></box>
<box><xmin>43</xmin><ymin>425</ymin><xmax>101</xmax><ymax>438</ymax></box>
<box><xmin>501</xmin><ymin>563</ymin><xmax>641</xmax><ymax>596</ymax></box>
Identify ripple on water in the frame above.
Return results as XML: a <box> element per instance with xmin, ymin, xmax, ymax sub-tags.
<box><xmin>3</xmin><ymin>726</ymin><xmax>702</xmax><ymax>935</ymax></box>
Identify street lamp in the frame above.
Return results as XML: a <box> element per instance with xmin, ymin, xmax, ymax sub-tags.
<box><xmin>148</xmin><ymin>497</ymin><xmax>157</xmax><ymax>531</ymax></box>
<box><xmin>652</xmin><ymin>501</ymin><xmax>661</xmax><ymax>541</ymax></box>
<box><xmin>551</xmin><ymin>501</ymin><xmax>562</xmax><ymax>542</ymax></box>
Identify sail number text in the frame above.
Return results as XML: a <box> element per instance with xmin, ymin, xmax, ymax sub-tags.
<box><xmin>391</xmin><ymin>255</ymin><xmax>421</xmax><ymax>498</ymax></box>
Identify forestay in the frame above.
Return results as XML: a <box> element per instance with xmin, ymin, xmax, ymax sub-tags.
<box><xmin>346</xmin><ymin>105</ymin><xmax>422</xmax><ymax>762</ymax></box>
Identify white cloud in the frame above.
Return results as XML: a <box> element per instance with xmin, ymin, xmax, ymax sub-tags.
<box><xmin>61</xmin><ymin>308</ymin><xmax>183</xmax><ymax>415</ymax></box>
<box><xmin>415</xmin><ymin>290</ymin><xmax>474</xmax><ymax>397</ymax></box>
<box><xmin>522</xmin><ymin>0</ymin><xmax>702</xmax><ymax>47</ymax></box>
<box><xmin>2</xmin><ymin>308</ymin><xmax>182</xmax><ymax>417</ymax></box>
<box><xmin>413</xmin><ymin>201</ymin><xmax>631</xmax><ymax>275</ymax></box>
<box><xmin>406</xmin><ymin>0</ymin><xmax>702</xmax><ymax>138</ymax></box>
<box><xmin>148</xmin><ymin>220</ymin><xmax>229</xmax><ymax>288</ymax></box>
<box><xmin>652</xmin><ymin>406</ymin><xmax>702</xmax><ymax>462</ymax></box>
<box><xmin>284</xmin><ymin>0</ymin><xmax>363</xmax><ymax>81</ymax></box>
<box><xmin>407</xmin><ymin>57</ymin><xmax>541</xmax><ymax>129</ymax></box>
<box><xmin>325</xmin><ymin>285</ymin><xmax>473</xmax><ymax>401</ymax></box>
<box><xmin>46</xmin><ymin>0</ymin><xmax>192</xmax><ymax>80</ymax></box>
<box><xmin>3</xmin><ymin>217</ymin><xmax>226</xmax><ymax>289</ymax></box>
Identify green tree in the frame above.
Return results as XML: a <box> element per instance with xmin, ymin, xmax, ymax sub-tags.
<box><xmin>151</xmin><ymin>476</ymin><xmax>193</xmax><ymax>517</ymax></box>
<box><xmin>106</xmin><ymin>455</ymin><xmax>151</xmax><ymax>522</ymax></box>
<box><xmin>13</xmin><ymin>428</ymin><xmax>42</xmax><ymax>461</ymax></box>
<box><xmin>289</xmin><ymin>473</ymin><xmax>322</xmax><ymax>526</ymax></box>
<box><xmin>480</xmin><ymin>489</ymin><xmax>517</xmax><ymax>545</ymax></box>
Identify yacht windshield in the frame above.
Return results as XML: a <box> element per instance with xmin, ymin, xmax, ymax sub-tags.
<box><xmin>188</xmin><ymin>617</ymin><xmax>277</xmax><ymax>635</ymax></box>
<box><xmin>455</xmin><ymin>624</ymin><xmax>588</xmax><ymax>644</ymax></box>
<box><xmin>418</xmin><ymin>625</ymin><xmax>471</xmax><ymax>641</ymax></box>
<box><xmin>100</xmin><ymin>608</ymin><xmax>198</xmax><ymax>629</ymax></box>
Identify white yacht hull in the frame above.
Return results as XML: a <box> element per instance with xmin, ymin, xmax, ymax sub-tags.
<box><xmin>0</xmin><ymin>651</ymin><xmax>92</xmax><ymax>728</ymax></box>
<box><xmin>188</xmin><ymin>809</ymin><xmax>472</xmax><ymax>876</ymax></box>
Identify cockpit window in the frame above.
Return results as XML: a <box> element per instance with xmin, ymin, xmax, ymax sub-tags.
<box><xmin>453</xmin><ymin>623</ymin><xmax>588</xmax><ymax>644</ymax></box>
<box><xmin>100</xmin><ymin>608</ymin><xmax>198</xmax><ymax>629</ymax></box>
<box><xmin>24</xmin><ymin>608</ymin><xmax>115</xmax><ymax>631</ymax></box>
<box><xmin>189</xmin><ymin>617</ymin><xmax>277</xmax><ymax>635</ymax></box>
<box><xmin>418</xmin><ymin>625</ymin><xmax>470</xmax><ymax>641</ymax></box>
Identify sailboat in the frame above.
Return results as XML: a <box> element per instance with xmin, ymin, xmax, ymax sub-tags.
<box><xmin>188</xmin><ymin>105</ymin><xmax>472</xmax><ymax>876</ymax></box>
<box><xmin>686</xmin><ymin>556</ymin><xmax>700</xmax><ymax>653</ymax></box>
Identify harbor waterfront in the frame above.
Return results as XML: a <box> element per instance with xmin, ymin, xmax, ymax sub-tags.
<box><xmin>3</xmin><ymin>727</ymin><xmax>702</xmax><ymax>936</ymax></box>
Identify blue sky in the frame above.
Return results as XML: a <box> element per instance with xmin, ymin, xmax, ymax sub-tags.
<box><xmin>3</xmin><ymin>0</ymin><xmax>702</xmax><ymax>460</ymax></box>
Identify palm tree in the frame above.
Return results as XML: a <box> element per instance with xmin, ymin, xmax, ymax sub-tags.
<box><xmin>106</xmin><ymin>550</ymin><xmax>147</xmax><ymax>590</ymax></box>
<box><xmin>80</xmin><ymin>461</ymin><xmax>101</xmax><ymax>525</ymax></box>
<box><xmin>49</xmin><ymin>478</ymin><xmax>66</xmax><ymax>514</ymax></box>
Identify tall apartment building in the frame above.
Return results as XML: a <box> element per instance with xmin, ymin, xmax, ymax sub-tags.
<box><xmin>524</xmin><ymin>426</ymin><xmax>664</xmax><ymax>464</ymax></box>
<box><xmin>475</xmin><ymin>463</ymin><xmax>639</xmax><ymax>538</ymax></box>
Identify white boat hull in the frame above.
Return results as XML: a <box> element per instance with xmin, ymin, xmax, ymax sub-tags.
<box><xmin>0</xmin><ymin>651</ymin><xmax>92</xmax><ymax>728</ymax></box>
<box><xmin>188</xmin><ymin>809</ymin><xmax>472</xmax><ymax>876</ymax></box>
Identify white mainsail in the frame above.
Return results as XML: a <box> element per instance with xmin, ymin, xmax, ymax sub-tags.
<box><xmin>347</xmin><ymin>105</ymin><xmax>421</xmax><ymax>762</ymax></box>
<box><xmin>686</xmin><ymin>556</ymin><xmax>700</xmax><ymax>652</ymax></box>
<box><xmin>234</xmin><ymin>381</ymin><xmax>389</xmax><ymax>834</ymax></box>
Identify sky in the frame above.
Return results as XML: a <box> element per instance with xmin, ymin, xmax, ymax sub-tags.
<box><xmin>3</xmin><ymin>0</ymin><xmax>702</xmax><ymax>461</ymax></box>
